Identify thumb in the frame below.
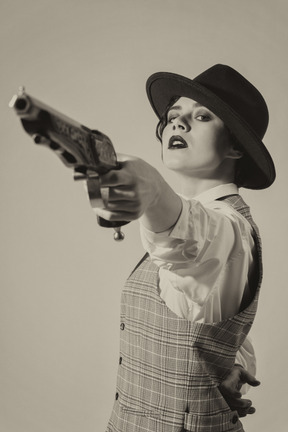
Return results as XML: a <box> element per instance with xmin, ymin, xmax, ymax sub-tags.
<box><xmin>240</xmin><ymin>370</ymin><xmax>261</xmax><ymax>387</ymax></box>
<box><xmin>116</xmin><ymin>153</ymin><xmax>139</xmax><ymax>163</ymax></box>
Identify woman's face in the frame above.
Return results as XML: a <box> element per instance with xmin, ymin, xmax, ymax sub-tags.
<box><xmin>161</xmin><ymin>97</ymin><xmax>236</xmax><ymax>178</ymax></box>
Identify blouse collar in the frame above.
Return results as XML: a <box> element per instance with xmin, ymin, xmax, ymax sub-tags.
<box><xmin>184</xmin><ymin>183</ymin><xmax>239</xmax><ymax>204</ymax></box>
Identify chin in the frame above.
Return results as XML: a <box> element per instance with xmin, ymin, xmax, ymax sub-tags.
<box><xmin>163</xmin><ymin>157</ymin><xmax>190</xmax><ymax>171</ymax></box>
<box><xmin>164</xmin><ymin>162</ymin><xmax>190</xmax><ymax>173</ymax></box>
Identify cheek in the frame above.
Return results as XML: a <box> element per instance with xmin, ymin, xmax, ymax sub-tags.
<box><xmin>215</xmin><ymin>134</ymin><xmax>231</xmax><ymax>158</ymax></box>
<box><xmin>208</xmin><ymin>127</ymin><xmax>231</xmax><ymax>158</ymax></box>
<box><xmin>161</xmin><ymin>127</ymin><xmax>169</xmax><ymax>146</ymax></box>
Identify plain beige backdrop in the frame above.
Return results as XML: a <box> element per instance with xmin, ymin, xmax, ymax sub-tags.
<box><xmin>1</xmin><ymin>1</ymin><xmax>287</xmax><ymax>431</ymax></box>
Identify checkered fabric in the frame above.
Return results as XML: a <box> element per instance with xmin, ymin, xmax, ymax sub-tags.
<box><xmin>106</xmin><ymin>195</ymin><xmax>262</xmax><ymax>432</ymax></box>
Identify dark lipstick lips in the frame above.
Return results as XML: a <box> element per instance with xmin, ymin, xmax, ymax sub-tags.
<box><xmin>168</xmin><ymin>135</ymin><xmax>188</xmax><ymax>149</ymax></box>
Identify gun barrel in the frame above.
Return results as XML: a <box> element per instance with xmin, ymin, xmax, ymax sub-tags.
<box><xmin>9</xmin><ymin>87</ymin><xmax>128</xmax><ymax>239</ymax></box>
<box><xmin>9</xmin><ymin>87</ymin><xmax>119</xmax><ymax>173</ymax></box>
<box><xmin>13</xmin><ymin>96</ymin><xmax>29</xmax><ymax>111</ymax></box>
<box><xmin>9</xmin><ymin>91</ymin><xmax>44</xmax><ymax>121</ymax></box>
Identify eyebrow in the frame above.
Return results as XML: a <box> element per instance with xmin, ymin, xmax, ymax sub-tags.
<box><xmin>168</xmin><ymin>102</ymin><xmax>204</xmax><ymax>111</ymax></box>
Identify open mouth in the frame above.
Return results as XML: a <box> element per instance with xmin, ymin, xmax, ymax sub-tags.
<box><xmin>168</xmin><ymin>135</ymin><xmax>188</xmax><ymax>149</ymax></box>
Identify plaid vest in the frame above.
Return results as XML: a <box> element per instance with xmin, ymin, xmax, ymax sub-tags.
<box><xmin>106</xmin><ymin>195</ymin><xmax>262</xmax><ymax>432</ymax></box>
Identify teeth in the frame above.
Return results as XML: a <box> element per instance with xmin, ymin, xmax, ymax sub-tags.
<box><xmin>169</xmin><ymin>141</ymin><xmax>187</xmax><ymax>149</ymax></box>
<box><xmin>168</xmin><ymin>136</ymin><xmax>188</xmax><ymax>149</ymax></box>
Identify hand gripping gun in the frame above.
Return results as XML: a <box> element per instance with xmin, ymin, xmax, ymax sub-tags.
<box><xmin>9</xmin><ymin>87</ymin><xmax>128</xmax><ymax>240</ymax></box>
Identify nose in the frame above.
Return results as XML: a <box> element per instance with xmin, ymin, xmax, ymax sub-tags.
<box><xmin>172</xmin><ymin>115</ymin><xmax>191</xmax><ymax>132</ymax></box>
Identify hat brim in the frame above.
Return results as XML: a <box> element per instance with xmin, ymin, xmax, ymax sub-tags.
<box><xmin>146</xmin><ymin>72</ymin><xmax>276</xmax><ymax>190</ymax></box>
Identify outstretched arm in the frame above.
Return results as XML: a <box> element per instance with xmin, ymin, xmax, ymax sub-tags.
<box><xmin>94</xmin><ymin>154</ymin><xmax>182</xmax><ymax>232</ymax></box>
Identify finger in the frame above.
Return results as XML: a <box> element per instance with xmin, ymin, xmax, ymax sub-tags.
<box><xmin>219</xmin><ymin>384</ymin><xmax>242</xmax><ymax>399</ymax></box>
<box><xmin>93</xmin><ymin>207</ymin><xmax>137</xmax><ymax>222</ymax></box>
<box><xmin>240</xmin><ymin>370</ymin><xmax>261</xmax><ymax>387</ymax></box>
<box><xmin>100</xmin><ymin>170</ymin><xmax>127</xmax><ymax>187</ymax></box>
<box><xmin>247</xmin><ymin>377</ymin><xmax>261</xmax><ymax>387</ymax></box>
<box><xmin>220</xmin><ymin>387</ymin><xmax>242</xmax><ymax>399</ymax></box>
<box><xmin>232</xmin><ymin>390</ymin><xmax>242</xmax><ymax>399</ymax></box>
<box><xmin>248</xmin><ymin>407</ymin><xmax>256</xmax><ymax>414</ymax></box>
<box><xmin>236</xmin><ymin>406</ymin><xmax>256</xmax><ymax>418</ymax></box>
<box><xmin>228</xmin><ymin>398</ymin><xmax>252</xmax><ymax>410</ymax></box>
<box><xmin>105</xmin><ymin>201</ymin><xmax>141</xmax><ymax>212</ymax></box>
<box><xmin>106</xmin><ymin>187</ymin><xmax>137</xmax><ymax>201</ymax></box>
<box><xmin>116</xmin><ymin>153</ymin><xmax>137</xmax><ymax>163</ymax></box>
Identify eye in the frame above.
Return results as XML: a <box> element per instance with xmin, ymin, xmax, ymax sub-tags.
<box><xmin>196</xmin><ymin>114</ymin><xmax>211</xmax><ymax>122</ymax></box>
<box><xmin>167</xmin><ymin>115</ymin><xmax>177</xmax><ymax>123</ymax></box>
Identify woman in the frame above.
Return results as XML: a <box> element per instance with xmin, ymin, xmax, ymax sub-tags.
<box><xmin>92</xmin><ymin>64</ymin><xmax>275</xmax><ymax>432</ymax></box>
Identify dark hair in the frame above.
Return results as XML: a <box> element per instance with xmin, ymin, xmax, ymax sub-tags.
<box><xmin>155</xmin><ymin>96</ymin><xmax>249</xmax><ymax>188</ymax></box>
<box><xmin>156</xmin><ymin>96</ymin><xmax>180</xmax><ymax>142</ymax></box>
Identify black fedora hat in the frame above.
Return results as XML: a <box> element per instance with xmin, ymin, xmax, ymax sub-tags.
<box><xmin>146</xmin><ymin>64</ymin><xmax>276</xmax><ymax>189</ymax></box>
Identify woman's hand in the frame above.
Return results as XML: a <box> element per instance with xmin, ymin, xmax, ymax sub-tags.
<box><xmin>93</xmin><ymin>154</ymin><xmax>160</xmax><ymax>221</ymax></box>
<box><xmin>219</xmin><ymin>365</ymin><xmax>261</xmax><ymax>417</ymax></box>
<box><xmin>91</xmin><ymin>154</ymin><xmax>182</xmax><ymax>233</ymax></box>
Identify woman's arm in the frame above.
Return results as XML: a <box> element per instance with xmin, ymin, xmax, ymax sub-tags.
<box><xmin>94</xmin><ymin>154</ymin><xmax>182</xmax><ymax>233</ymax></box>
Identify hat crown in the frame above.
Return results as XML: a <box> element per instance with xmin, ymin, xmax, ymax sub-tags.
<box><xmin>194</xmin><ymin>64</ymin><xmax>269</xmax><ymax>139</ymax></box>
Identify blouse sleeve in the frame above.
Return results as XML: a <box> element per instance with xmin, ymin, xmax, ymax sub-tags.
<box><xmin>235</xmin><ymin>335</ymin><xmax>257</xmax><ymax>395</ymax></box>
<box><xmin>140</xmin><ymin>195</ymin><xmax>237</xmax><ymax>266</ymax></box>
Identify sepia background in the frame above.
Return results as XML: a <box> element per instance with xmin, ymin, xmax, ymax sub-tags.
<box><xmin>1</xmin><ymin>1</ymin><xmax>287</xmax><ymax>431</ymax></box>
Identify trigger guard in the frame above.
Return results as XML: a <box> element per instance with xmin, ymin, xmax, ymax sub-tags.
<box><xmin>87</xmin><ymin>177</ymin><xmax>104</xmax><ymax>208</ymax></box>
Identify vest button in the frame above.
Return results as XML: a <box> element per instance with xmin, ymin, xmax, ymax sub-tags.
<box><xmin>115</xmin><ymin>392</ymin><xmax>119</xmax><ymax>400</ymax></box>
<box><xmin>120</xmin><ymin>323</ymin><xmax>125</xmax><ymax>330</ymax></box>
<box><xmin>231</xmin><ymin>414</ymin><xmax>238</xmax><ymax>424</ymax></box>
<box><xmin>119</xmin><ymin>356</ymin><xmax>122</xmax><ymax>364</ymax></box>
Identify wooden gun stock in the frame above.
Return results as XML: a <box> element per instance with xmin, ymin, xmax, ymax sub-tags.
<box><xmin>9</xmin><ymin>87</ymin><xmax>128</xmax><ymax>240</ymax></box>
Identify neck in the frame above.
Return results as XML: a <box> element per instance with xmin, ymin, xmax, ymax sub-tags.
<box><xmin>176</xmin><ymin>177</ymin><xmax>224</xmax><ymax>198</ymax></box>
<box><xmin>173</xmin><ymin>171</ymin><xmax>235</xmax><ymax>199</ymax></box>
<box><xmin>171</xmin><ymin>160</ymin><xmax>236</xmax><ymax>198</ymax></box>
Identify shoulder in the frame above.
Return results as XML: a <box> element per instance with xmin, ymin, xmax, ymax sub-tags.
<box><xmin>204</xmin><ymin>199</ymin><xmax>254</xmax><ymax>237</ymax></box>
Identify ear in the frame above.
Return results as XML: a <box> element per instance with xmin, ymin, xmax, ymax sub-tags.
<box><xmin>226</xmin><ymin>145</ymin><xmax>243</xmax><ymax>160</ymax></box>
